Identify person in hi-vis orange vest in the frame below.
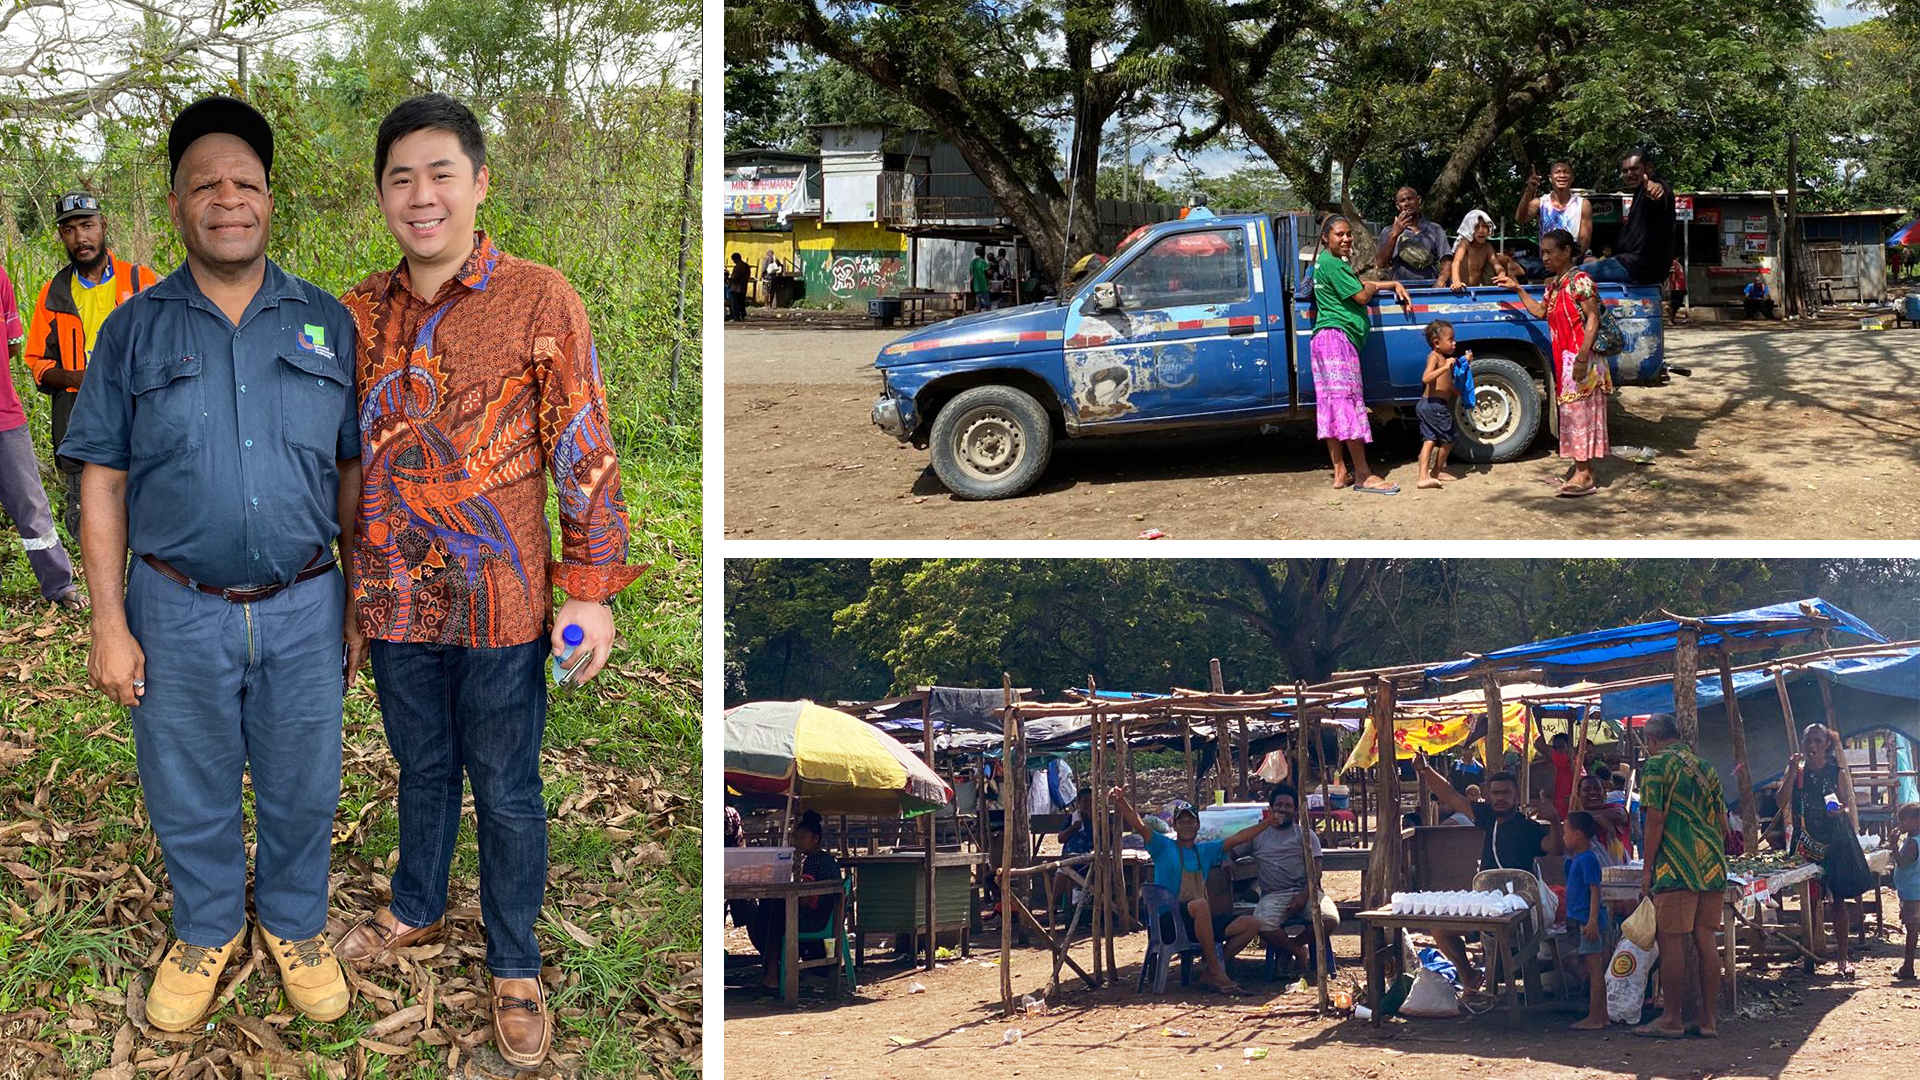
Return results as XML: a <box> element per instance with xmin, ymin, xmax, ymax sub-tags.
<box><xmin>23</xmin><ymin>192</ymin><xmax>158</xmax><ymax>535</ymax></box>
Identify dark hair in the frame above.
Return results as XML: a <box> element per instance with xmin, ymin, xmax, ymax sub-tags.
<box><xmin>1395</xmin><ymin>185</ymin><xmax>1420</xmax><ymax>200</ymax></box>
<box><xmin>795</xmin><ymin>810</ymin><xmax>824</xmax><ymax>839</ymax></box>
<box><xmin>375</xmin><ymin>93</ymin><xmax>487</xmax><ymax>184</ymax></box>
<box><xmin>1564</xmin><ymin>810</ymin><xmax>1599</xmax><ymax>839</ymax></box>
<box><xmin>1424</xmin><ymin>319</ymin><xmax>1454</xmax><ymax>347</ymax></box>
<box><xmin>1541</xmin><ymin>228</ymin><xmax>1576</xmax><ymax>254</ymax></box>
<box><xmin>1549</xmin><ymin>160</ymin><xmax>1572</xmax><ymax>173</ymax></box>
<box><xmin>1268</xmin><ymin>783</ymin><xmax>1299</xmax><ymax>807</ymax></box>
<box><xmin>975</xmin><ymin>245</ymin><xmax>986</xmax><ymax>255</ymax></box>
<box><xmin>1487</xmin><ymin>770</ymin><xmax>1518</xmax><ymax>789</ymax></box>
<box><xmin>1319</xmin><ymin>214</ymin><xmax>1349</xmax><ymax>241</ymax></box>
<box><xmin>1551</xmin><ymin>732</ymin><xmax>1571</xmax><ymax>747</ymax></box>
<box><xmin>1612</xmin><ymin>775</ymin><xmax>1627</xmax><ymax>791</ymax></box>
<box><xmin>1622</xmin><ymin>147</ymin><xmax>1652</xmax><ymax>167</ymax></box>
<box><xmin>1899</xmin><ymin>802</ymin><xmax>1920</xmax><ymax>819</ymax></box>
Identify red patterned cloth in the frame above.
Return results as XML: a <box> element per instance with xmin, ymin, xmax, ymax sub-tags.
<box><xmin>1546</xmin><ymin>269</ymin><xmax>1611</xmax><ymax>462</ymax></box>
<box><xmin>344</xmin><ymin>232</ymin><xmax>645</xmax><ymax>647</ymax></box>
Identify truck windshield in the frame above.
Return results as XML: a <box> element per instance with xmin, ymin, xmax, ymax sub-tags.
<box><xmin>1109</xmin><ymin>228</ymin><xmax>1249</xmax><ymax>309</ymax></box>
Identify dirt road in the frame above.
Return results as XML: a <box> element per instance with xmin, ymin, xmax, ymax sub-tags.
<box><xmin>722</xmin><ymin>908</ymin><xmax>1920</xmax><ymax>1080</ymax></box>
<box><xmin>722</xmin><ymin>320</ymin><xmax>1920</xmax><ymax>540</ymax></box>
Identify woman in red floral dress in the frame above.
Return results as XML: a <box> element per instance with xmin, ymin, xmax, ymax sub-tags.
<box><xmin>1498</xmin><ymin>228</ymin><xmax>1608</xmax><ymax>497</ymax></box>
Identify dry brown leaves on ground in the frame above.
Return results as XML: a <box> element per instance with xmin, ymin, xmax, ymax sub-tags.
<box><xmin>0</xmin><ymin>598</ymin><xmax>698</xmax><ymax>1080</ymax></box>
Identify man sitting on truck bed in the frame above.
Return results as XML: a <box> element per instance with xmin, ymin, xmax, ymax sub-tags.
<box><xmin>1374</xmin><ymin>186</ymin><xmax>1450</xmax><ymax>282</ymax></box>
<box><xmin>1584</xmin><ymin>149</ymin><xmax>1674</xmax><ymax>286</ymax></box>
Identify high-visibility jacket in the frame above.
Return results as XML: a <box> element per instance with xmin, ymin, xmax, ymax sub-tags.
<box><xmin>24</xmin><ymin>252</ymin><xmax>159</xmax><ymax>394</ymax></box>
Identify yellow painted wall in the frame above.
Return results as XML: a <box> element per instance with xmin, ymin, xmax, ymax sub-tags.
<box><xmin>723</xmin><ymin>218</ymin><xmax>913</xmax><ymax>306</ymax></box>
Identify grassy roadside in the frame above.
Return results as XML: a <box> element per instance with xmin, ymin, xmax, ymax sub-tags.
<box><xmin>0</xmin><ymin>359</ymin><xmax>700</xmax><ymax>1078</ymax></box>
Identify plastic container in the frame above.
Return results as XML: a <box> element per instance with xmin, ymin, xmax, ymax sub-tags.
<box><xmin>724</xmin><ymin>846</ymin><xmax>795</xmax><ymax>884</ymax></box>
<box><xmin>552</xmin><ymin>624</ymin><xmax>586</xmax><ymax>685</ymax></box>
<box><xmin>1326</xmin><ymin>784</ymin><xmax>1351</xmax><ymax>811</ymax></box>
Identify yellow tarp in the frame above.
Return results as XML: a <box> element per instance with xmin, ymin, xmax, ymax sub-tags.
<box><xmin>1342</xmin><ymin>702</ymin><xmax>1532</xmax><ymax>771</ymax></box>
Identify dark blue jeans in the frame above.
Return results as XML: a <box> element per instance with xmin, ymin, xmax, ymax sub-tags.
<box><xmin>369</xmin><ymin>638</ymin><xmax>549</xmax><ymax>978</ymax></box>
<box><xmin>126</xmin><ymin>558</ymin><xmax>343</xmax><ymax>947</ymax></box>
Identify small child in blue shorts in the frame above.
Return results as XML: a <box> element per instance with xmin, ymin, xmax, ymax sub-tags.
<box><xmin>1417</xmin><ymin>321</ymin><xmax>1466</xmax><ymax>490</ymax></box>
<box><xmin>1563</xmin><ymin>810</ymin><xmax>1614</xmax><ymax>1029</ymax></box>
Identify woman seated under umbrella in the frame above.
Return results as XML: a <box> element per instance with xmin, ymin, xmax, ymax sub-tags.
<box><xmin>749</xmin><ymin>810</ymin><xmax>844</xmax><ymax>990</ymax></box>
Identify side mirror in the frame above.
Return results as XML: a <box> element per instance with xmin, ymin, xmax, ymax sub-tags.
<box><xmin>1092</xmin><ymin>281</ymin><xmax>1121</xmax><ymax>312</ymax></box>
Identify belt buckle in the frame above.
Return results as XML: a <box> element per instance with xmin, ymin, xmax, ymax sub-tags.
<box><xmin>221</xmin><ymin>586</ymin><xmax>244</xmax><ymax>603</ymax></box>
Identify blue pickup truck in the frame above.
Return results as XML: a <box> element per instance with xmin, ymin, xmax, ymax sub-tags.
<box><xmin>870</xmin><ymin>210</ymin><xmax>1669</xmax><ymax>499</ymax></box>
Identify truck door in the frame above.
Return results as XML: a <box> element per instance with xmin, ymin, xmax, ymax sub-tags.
<box><xmin>1288</xmin><ymin>221</ymin><xmax>1416</xmax><ymax>409</ymax></box>
<box><xmin>1059</xmin><ymin>220</ymin><xmax>1275</xmax><ymax>428</ymax></box>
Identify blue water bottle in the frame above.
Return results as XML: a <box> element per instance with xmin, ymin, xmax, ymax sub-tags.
<box><xmin>552</xmin><ymin>624</ymin><xmax>586</xmax><ymax>685</ymax></box>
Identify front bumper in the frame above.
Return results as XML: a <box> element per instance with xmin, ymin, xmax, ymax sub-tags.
<box><xmin>871</xmin><ymin>390</ymin><xmax>918</xmax><ymax>440</ymax></box>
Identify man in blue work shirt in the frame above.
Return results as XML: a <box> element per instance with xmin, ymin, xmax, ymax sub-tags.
<box><xmin>62</xmin><ymin>96</ymin><xmax>361</xmax><ymax>1033</ymax></box>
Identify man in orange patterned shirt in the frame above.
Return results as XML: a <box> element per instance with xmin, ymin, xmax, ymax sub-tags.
<box><xmin>334</xmin><ymin>94</ymin><xmax>643</xmax><ymax>1069</ymax></box>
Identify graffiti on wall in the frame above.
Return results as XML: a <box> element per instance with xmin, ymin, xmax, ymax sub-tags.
<box><xmin>825</xmin><ymin>253</ymin><xmax>905</xmax><ymax>298</ymax></box>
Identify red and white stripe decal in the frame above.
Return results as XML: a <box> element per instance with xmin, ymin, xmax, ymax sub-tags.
<box><xmin>882</xmin><ymin>329</ymin><xmax>1064</xmax><ymax>355</ymax></box>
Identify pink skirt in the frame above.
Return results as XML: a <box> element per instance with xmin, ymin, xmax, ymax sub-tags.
<box><xmin>1558</xmin><ymin>392</ymin><xmax>1609</xmax><ymax>461</ymax></box>
<box><xmin>1310</xmin><ymin>329</ymin><xmax>1370</xmax><ymax>442</ymax></box>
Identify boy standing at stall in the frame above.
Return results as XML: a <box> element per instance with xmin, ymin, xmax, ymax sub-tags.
<box><xmin>1895</xmin><ymin>803</ymin><xmax>1920</xmax><ymax>981</ymax></box>
<box><xmin>1416</xmin><ymin>321</ymin><xmax>1464</xmax><ymax>490</ymax></box>
<box><xmin>1563</xmin><ymin>811</ymin><xmax>1614</xmax><ymax>1029</ymax></box>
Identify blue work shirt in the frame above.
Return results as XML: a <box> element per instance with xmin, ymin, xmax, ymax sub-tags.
<box><xmin>61</xmin><ymin>259</ymin><xmax>359</xmax><ymax>590</ymax></box>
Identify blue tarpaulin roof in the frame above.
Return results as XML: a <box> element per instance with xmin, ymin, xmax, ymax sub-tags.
<box><xmin>1600</xmin><ymin>647</ymin><xmax>1920</xmax><ymax>719</ymax></box>
<box><xmin>1425</xmin><ymin>598</ymin><xmax>1884</xmax><ymax>683</ymax></box>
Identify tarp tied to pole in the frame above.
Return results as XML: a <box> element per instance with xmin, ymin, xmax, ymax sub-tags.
<box><xmin>1342</xmin><ymin>702</ymin><xmax>1530</xmax><ymax>771</ymax></box>
<box><xmin>1424</xmin><ymin>598</ymin><xmax>1883</xmax><ymax>682</ymax></box>
<box><xmin>1601</xmin><ymin>648</ymin><xmax>1920</xmax><ymax>719</ymax></box>
<box><xmin>725</xmin><ymin>700</ymin><xmax>954</xmax><ymax>818</ymax></box>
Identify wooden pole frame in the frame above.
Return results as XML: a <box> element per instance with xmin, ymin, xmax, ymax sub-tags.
<box><xmin>1000</xmin><ymin>674</ymin><xmax>1018</xmax><ymax>1017</ymax></box>
<box><xmin>1718</xmin><ymin>649</ymin><xmax>1760</xmax><ymax>853</ymax></box>
<box><xmin>922</xmin><ymin>690</ymin><xmax>939</xmax><ymax>971</ymax></box>
<box><xmin>1673</xmin><ymin>624</ymin><xmax>1700</xmax><ymax>744</ymax></box>
<box><xmin>1295</xmin><ymin>682</ymin><xmax>1333</xmax><ymax>1012</ymax></box>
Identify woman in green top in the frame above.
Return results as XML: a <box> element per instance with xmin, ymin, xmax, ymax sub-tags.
<box><xmin>1311</xmin><ymin>217</ymin><xmax>1410</xmax><ymax>494</ymax></box>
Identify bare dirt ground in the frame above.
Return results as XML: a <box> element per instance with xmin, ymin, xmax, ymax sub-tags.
<box><xmin>722</xmin><ymin>884</ymin><xmax>1920</xmax><ymax>1080</ymax></box>
<box><xmin>721</xmin><ymin>317</ymin><xmax>1920</xmax><ymax>540</ymax></box>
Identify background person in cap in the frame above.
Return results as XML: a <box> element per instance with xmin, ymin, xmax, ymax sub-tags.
<box><xmin>61</xmin><ymin>94</ymin><xmax>359</xmax><ymax>1034</ymax></box>
<box><xmin>1111</xmin><ymin>789</ymin><xmax>1246</xmax><ymax>994</ymax></box>
<box><xmin>333</xmin><ymin>92</ymin><xmax>645</xmax><ymax>1070</ymax></box>
<box><xmin>0</xmin><ymin>249</ymin><xmax>86</xmax><ymax>610</ymax></box>
<box><xmin>23</xmin><ymin>192</ymin><xmax>158</xmax><ymax>537</ymax></box>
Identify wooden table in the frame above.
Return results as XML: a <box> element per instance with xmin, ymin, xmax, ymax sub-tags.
<box><xmin>842</xmin><ymin>851</ymin><xmax>985</xmax><ymax>965</ymax></box>
<box><xmin>1357</xmin><ymin>907</ymin><xmax>1538</xmax><ymax>1022</ymax></box>
<box><xmin>726</xmin><ymin>878</ymin><xmax>845</xmax><ymax>1007</ymax></box>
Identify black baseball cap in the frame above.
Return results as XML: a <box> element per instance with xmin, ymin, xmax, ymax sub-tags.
<box><xmin>167</xmin><ymin>96</ymin><xmax>274</xmax><ymax>184</ymax></box>
<box><xmin>54</xmin><ymin>192</ymin><xmax>101</xmax><ymax>223</ymax></box>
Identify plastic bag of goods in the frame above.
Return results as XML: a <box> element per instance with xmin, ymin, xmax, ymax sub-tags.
<box><xmin>1397</xmin><ymin>965</ymin><xmax>1461</xmax><ymax>1018</ymax></box>
<box><xmin>1604</xmin><ymin>938</ymin><xmax>1658</xmax><ymax>1024</ymax></box>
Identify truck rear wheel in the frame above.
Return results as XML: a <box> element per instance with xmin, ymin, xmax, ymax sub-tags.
<box><xmin>1452</xmin><ymin>354</ymin><xmax>1542</xmax><ymax>464</ymax></box>
<box><xmin>928</xmin><ymin>385</ymin><xmax>1054</xmax><ymax>500</ymax></box>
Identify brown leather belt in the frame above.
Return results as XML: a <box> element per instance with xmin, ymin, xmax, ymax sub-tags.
<box><xmin>141</xmin><ymin>551</ymin><xmax>334</xmax><ymax>603</ymax></box>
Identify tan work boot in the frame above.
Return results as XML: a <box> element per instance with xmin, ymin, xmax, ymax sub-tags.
<box><xmin>146</xmin><ymin>928</ymin><xmax>245</xmax><ymax>1032</ymax></box>
<box><xmin>261</xmin><ymin>930</ymin><xmax>351</xmax><ymax>1021</ymax></box>
<box><xmin>335</xmin><ymin>907</ymin><xmax>442</xmax><ymax>966</ymax></box>
<box><xmin>491</xmin><ymin>977</ymin><xmax>553</xmax><ymax>1069</ymax></box>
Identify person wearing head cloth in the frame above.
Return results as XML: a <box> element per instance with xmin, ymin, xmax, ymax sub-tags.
<box><xmin>22</xmin><ymin>191</ymin><xmax>159</xmax><ymax>537</ymax></box>
<box><xmin>331</xmin><ymin>93</ymin><xmax>644</xmax><ymax>1069</ymax></box>
<box><xmin>60</xmin><ymin>95</ymin><xmax>360</xmax><ymax>1032</ymax></box>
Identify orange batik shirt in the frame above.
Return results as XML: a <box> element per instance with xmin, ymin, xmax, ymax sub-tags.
<box><xmin>343</xmin><ymin>232</ymin><xmax>646</xmax><ymax>647</ymax></box>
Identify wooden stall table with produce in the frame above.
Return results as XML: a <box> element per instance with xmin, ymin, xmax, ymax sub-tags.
<box><xmin>843</xmin><ymin>850</ymin><xmax>985</xmax><ymax>966</ymax></box>
<box><xmin>1357</xmin><ymin>905</ymin><xmax>1540</xmax><ymax>1021</ymax></box>
<box><xmin>726</xmin><ymin>877</ymin><xmax>848</xmax><ymax>1007</ymax></box>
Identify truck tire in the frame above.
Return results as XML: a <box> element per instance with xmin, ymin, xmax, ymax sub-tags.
<box><xmin>1452</xmin><ymin>353</ymin><xmax>1541</xmax><ymax>464</ymax></box>
<box><xmin>928</xmin><ymin>385</ymin><xmax>1054</xmax><ymax>500</ymax></box>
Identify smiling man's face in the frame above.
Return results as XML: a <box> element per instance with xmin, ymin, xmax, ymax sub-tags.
<box><xmin>378</xmin><ymin>127</ymin><xmax>488</xmax><ymax>269</ymax></box>
<box><xmin>170</xmin><ymin>133</ymin><xmax>271</xmax><ymax>273</ymax></box>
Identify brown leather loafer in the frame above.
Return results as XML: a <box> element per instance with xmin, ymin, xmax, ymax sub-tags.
<box><xmin>334</xmin><ymin>907</ymin><xmax>442</xmax><ymax>966</ymax></box>
<box><xmin>491</xmin><ymin>976</ymin><xmax>552</xmax><ymax>1069</ymax></box>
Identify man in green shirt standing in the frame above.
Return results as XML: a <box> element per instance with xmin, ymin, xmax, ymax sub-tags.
<box><xmin>970</xmin><ymin>246</ymin><xmax>991</xmax><ymax>311</ymax></box>
<box><xmin>1636</xmin><ymin>712</ymin><xmax>1728</xmax><ymax>1040</ymax></box>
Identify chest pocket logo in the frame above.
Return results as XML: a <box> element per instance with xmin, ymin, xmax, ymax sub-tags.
<box><xmin>129</xmin><ymin>354</ymin><xmax>205</xmax><ymax>462</ymax></box>
<box><xmin>279</xmin><ymin>348</ymin><xmax>351</xmax><ymax>456</ymax></box>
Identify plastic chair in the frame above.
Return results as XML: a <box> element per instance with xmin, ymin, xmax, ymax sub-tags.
<box><xmin>780</xmin><ymin>876</ymin><xmax>856</xmax><ymax>996</ymax></box>
<box><xmin>1137</xmin><ymin>884</ymin><xmax>1202</xmax><ymax>993</ymax></box>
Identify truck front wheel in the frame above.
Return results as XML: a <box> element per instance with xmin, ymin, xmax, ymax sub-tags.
<box><xmin>928</xmin><ymin>385</ymin><xmax>1054</xmax><ymax>500</ymax></box>
<box><xmin>1452</xmin><ymin>354</ymin><xmax>1542</xmax><ymax>464</ymax></box>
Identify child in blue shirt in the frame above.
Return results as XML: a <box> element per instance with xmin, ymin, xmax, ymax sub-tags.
<box><xmin>1563</xmin><ymin>810</ymin><xmax>1614</xmax><ymax>1029</ymax></box>
<box><xmin>1895</xmin><ymin>802</ymin><xmax>1920</xmax><ymax>982</ymax></box>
